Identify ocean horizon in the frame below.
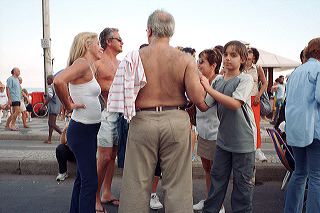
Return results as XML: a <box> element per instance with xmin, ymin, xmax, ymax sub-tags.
<box><xmin>26</xmin><ymin>88</ymin><xmax>44</xmax><ymax>93</ymax></box>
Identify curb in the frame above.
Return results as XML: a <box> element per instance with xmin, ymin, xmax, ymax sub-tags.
<box><xmin>0</xmin><ymin>158</ymin><xmax>285</xmax><ymax>182</ymax></box>
<box><xmin>0</xmin><ymin>134</ymin><xmax>60</xmax><ymax>141</ymax></box>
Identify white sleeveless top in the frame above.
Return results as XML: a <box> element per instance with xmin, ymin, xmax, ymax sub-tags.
<box><xmin>243</xmin><ymin>64</ymin><xmax>259</xmax><ymax>96</ymax></box>
<box><xmin>69</xmin><ymin>62</ymin><xmax>101</xmax><ymax>124</ymax></box>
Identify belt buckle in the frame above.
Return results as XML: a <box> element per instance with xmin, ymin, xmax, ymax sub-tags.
<box><xmin>156</xmin><ymin>106</ymin><xmax>162</xmax><ymax>112</ymax></box>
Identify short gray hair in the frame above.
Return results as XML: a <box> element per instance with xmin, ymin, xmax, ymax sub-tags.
<box><xmin>99</xmin><ymin>28</ymin><xmax>119</xmax><ymax>50</ymax></box>
<box><xmin>147</xmin><ymin>9</ymin><xmax>175</xmax><ymax>38</ymax></box>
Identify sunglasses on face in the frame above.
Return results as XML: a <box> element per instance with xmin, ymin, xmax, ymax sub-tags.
<box><xmin>110</xmin><ymin>37</ymin><xmax>123</xmax><ymax>43</ymax></box>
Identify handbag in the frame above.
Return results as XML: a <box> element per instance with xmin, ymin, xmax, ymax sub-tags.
<box><xmin>256</xmin><ymin>65</ymin><xmax>272</xmax><ymax>116</ymax></box>
<box><xmin>260</xmin><ymin>91</ymin><xmax>271</xmax><ymax>116</ymax></box>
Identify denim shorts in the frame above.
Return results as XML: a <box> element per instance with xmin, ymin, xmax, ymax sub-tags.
<box><xmin>97</xmin><ymin>109</ymin><xmax>119</xmax><ymax>147</ymax></box>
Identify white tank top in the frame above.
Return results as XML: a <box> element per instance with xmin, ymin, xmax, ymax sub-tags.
<box><xmin>69</xmin><ymin>62</ymin><xmax>101</xmax><ymax>124</ymax></box>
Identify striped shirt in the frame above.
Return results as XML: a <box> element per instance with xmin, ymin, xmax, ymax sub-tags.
<box><xmin>107</xmin><ymin>50</ymin><xmax>147</xmax><ymax>122</ymax></box>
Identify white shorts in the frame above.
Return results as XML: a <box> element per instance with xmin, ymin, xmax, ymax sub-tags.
<box><xmin>20</xmin><ymin>101</ymin><xmax>26</xmax><ymax>112</ymax></box>
<box><xmin>97</xmin><ymin>109</ymin><xmax>119</xmax><ymax>148</ymax></box>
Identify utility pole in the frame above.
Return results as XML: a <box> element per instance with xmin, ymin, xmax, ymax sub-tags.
<box><xmin>41</xmin><ymin>0</ymin><xmax>52</xmax><ymax>94</ymax></box>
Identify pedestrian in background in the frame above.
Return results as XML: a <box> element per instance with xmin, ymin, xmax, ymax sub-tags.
<box><xmin>43</xmin><ymin>75</ymin><xmax>62</xmax><ymax>144</ymax></box>
<box><xmin>5</xmin><ymin>67</ymin><xmax>21</xmax><ymax>131</ymax></box>
<box><xmin>244</xmin><ymin>47</ymin><xmax>268</xmax><ymax>162</ymax></box>
<box><xmin>0</xmin><ymin>81</ymin><xmax>10</xmax><ymax>124</ymax></box>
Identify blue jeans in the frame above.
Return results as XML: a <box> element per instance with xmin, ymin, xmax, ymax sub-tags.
<box><xmin>117</xmin><ymin>114</ymin><xmax>129</xmax><ymax>169</ymax></box>
<box><xmin>67</xmin><ymin>119</ymin><xmax>101</xmax><ymax>213</ymax></box>
<box><xmin>284</xmin><ymin>139</ymin><xmax>320</xmax><ymax>213</ymax></box>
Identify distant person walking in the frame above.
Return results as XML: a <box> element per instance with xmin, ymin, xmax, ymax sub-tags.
<box><xmin>5</xmin><ymin>67</ymin><xmax>21</xmax><ymax>131</ymax></box>
<box><xmin>284</xmin><ymin>37</ymin><xmax>320</xmax><ymax>213</ymax></box>
<box><xmin>44</xmin><ymin>75</ymin><xmax>62</xmax><ymax>144</ymax></box>
<box><xmin>271</xmin><ymin>75</ymin><xmax>285</xmax><ymax>124</ymax></box>
<box><xmin>54</xmin><ymin>32</ymin><xmax>103</xmax><ymax>213</ymax></box>
<box><xmin>18</xmin><ymin>77</ymin><xmax>29</xmax><ymax>128</ymax></box>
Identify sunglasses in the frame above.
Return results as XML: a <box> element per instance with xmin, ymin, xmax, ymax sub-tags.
<box><xmin>110</xmin><ymin>37</ymin><xmax>123</xmax><ymax>43</ymax></box>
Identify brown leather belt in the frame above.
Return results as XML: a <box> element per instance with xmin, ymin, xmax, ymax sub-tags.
<box><xmin>137</xmin><ymin>106</ymin><xmax>183</xmax><ymax>112</ymax></box>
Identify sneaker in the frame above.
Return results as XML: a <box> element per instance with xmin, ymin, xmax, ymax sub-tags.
<box><xmin>219</xmin><ymin>205</ymin><xmax>225</xmax><ymax>213</ymax></box>
<box><xmin>193</xmin><ymin>199</ymin><xmax>205</xmax><ymax>210</ymax></box>
<box><xmin>150</xmin><ymin>193</ymin><xmax>163</xmax><ymax>210</ymax></box>
<box><xmin>56</xmin><ymin>172</ymin><xmax>68</xmax><ymax>181</ymax></box>
<box><xmin>192</xmin><ymin>153</ymin><xmax>196</xmax><ymax>161</ymax></box>
<box><xmin>256</xmin><ymin>148</ymin><xmax>267</xmax><ymax>162</ymax></box>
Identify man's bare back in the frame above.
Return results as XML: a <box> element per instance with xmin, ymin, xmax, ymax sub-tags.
<box><xmin>137</xmin><ymin>42</ymin><xmax>205</xmax><ymax>109</ymax></box>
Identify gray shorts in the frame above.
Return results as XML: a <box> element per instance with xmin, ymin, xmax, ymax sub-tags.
<box><xmin>97</xmin><ymin>109</ymin><xmax>119</xmax><ymax>147</ymax></box>
<box><xmin>197</xmin><ymin>136</ymin><xmax>216</xmax><ymax>161</ymax></box>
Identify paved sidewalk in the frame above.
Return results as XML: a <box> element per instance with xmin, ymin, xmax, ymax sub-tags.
<box><xmin>0</xmin><ymin>117</ymin><xmax>286</xmax><ymax>181</ymax></box>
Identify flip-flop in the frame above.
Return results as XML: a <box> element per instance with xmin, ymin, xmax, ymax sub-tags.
<box><xmin>102</xmin><ymin>198</ymin><xmax>120</xmax><ymax>207</ymax></box>
<box><xmin>43</xmin><ymin>140</ymin><xmax>52</xmax><ymax>144</ymax></box>
<box><xmin>10</xmin><ymin>128</ymin><xmax>19</xmax><ymax>131</ymax></box>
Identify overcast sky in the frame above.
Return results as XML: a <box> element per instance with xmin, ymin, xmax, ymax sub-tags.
<box><xmin>1</xmin><ymin>0</ymin><xmax>320</xmax><ymax>88</ymax></box>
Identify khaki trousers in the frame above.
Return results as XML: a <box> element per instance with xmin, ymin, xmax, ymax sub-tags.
<box><xmin>118</xmin><ymin>110</ymin><xmax>193</xmax><ymax>213</ymax></box>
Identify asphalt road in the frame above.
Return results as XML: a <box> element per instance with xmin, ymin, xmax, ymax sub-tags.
<box><xmin>0</xmin><ymin>174</ymin><xmax>285</xmax><ymax>213</ymax></box>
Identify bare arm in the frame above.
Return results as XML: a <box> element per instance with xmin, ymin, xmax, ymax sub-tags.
<box><xmin>6</xmin><ymin>87</ymin><xmax>11</xmax><ymax>105</ymax></box>
<box><xmin>254</xmin><ymin>65</ymin><xmax>268</xmax><ymax>105</ymax></box>
<box><xmin>184</xmin><ymin>58</ymin><xmax>207</xmax><ymax>111</ymax></box>
<box><xmin>53</xmin><ymin>59</ymin><xmax>87</xmax><ymax>111</ymax></box>
<box><xmin>200</xmin><ymin>75</ymin><xmax>242</xmax><ymax>110</ymax></box>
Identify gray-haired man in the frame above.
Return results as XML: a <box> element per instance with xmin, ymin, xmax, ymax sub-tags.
<box><xmin>118</xmin><ymin>10</ymin><xmax>207</xmax><ymax>213</ymax></box>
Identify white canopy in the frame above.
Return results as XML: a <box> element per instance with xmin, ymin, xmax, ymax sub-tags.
<box><xmin>256</xmin><ymin>48</ymin><xmax>300</xmax><ymax>71</ymax></box>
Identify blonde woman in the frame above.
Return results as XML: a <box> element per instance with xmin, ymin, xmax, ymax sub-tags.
<box><xmin>54</xmin><ymin>32</ymin><xmax>103</xmax><ymax>213</ymax></box>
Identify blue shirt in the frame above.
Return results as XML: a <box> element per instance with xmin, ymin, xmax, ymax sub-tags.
<box><xmin>6</xmin><ymin>76</ymin><xmax>21</xmax><ymax>102</ymax></box>
<box><xmin>285</xmin><ymin>58</ymin><xmax>320</xmax><ymax>147</ymax></box>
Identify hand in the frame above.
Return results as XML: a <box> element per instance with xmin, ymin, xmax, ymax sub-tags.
<box><xmin>66</xmin><ymin>102</ymin><xmax>86</xmax><ymax>112</ymax></box>
<box><xmin>200</xmin><ymin>75</ymin><xmax>210</xmax><ymax>90</ymax></box>
<box><xmin>253</xmin><ymin>95</ymin><xmax>260</xmax><ymax>106</ymax></box>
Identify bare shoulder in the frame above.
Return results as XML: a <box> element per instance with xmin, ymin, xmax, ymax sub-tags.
<box><xmin>68</xmin><ymin>58</ymin><xmax>90</xmax><ymax>76</ymax></box>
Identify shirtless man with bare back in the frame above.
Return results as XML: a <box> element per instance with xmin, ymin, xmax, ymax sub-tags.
<box><xmin>118</xmin><ymin>10</ymin><xmax>208</xmax><ymax>213</ymax></box>
<box><xmin>95</xmin><ymin>27</ymin><xmax>123</xmax><ymax>213</ymax></box>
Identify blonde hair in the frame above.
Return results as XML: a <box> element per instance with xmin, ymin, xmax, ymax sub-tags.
<box><xmin>67</xmin><ymin>32</ymin><xmax>98</xmax><ymax>66</ymax></box>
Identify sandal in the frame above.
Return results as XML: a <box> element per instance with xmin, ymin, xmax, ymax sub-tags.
<box><xmin>101</xmin><ymin>198</ymin><xmax>119</xmax><ymax>207</ymax></box>
<box><xmin>96</xmin><ymin>207</ymin><xmax>107</xmax><ymax>213</ymax></box>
